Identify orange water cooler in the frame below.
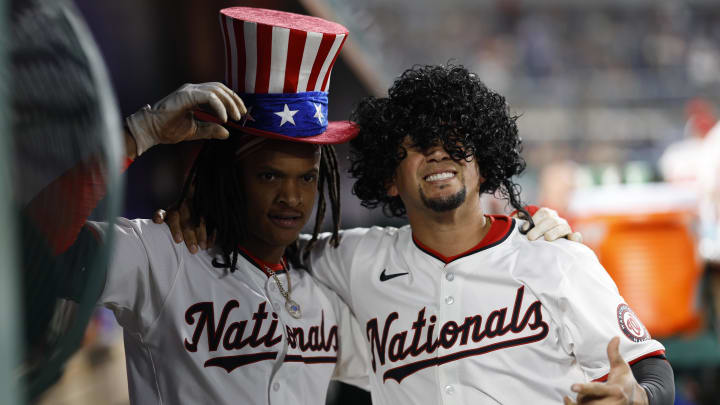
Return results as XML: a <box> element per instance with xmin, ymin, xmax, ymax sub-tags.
<box><xmin>569</xmin><ymin>184</ymin><xmax>702</xmax><ymax>337</ymax></box>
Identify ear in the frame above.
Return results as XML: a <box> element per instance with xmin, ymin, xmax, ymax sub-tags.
<box><xmin>476</xmin><ymin>163</ymin><xmax>486</xmax><ymax>186</ymax></box>
<box><xmin>386</xmin><ymin>178</ymin><xmax>399</xmax><ymax>197</ymax></box>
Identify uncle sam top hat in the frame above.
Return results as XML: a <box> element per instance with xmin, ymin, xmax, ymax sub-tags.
<box><xmin>193</xmin><ymin>7</ymin><xmax>357</xmax><ymax>144</ymax></box>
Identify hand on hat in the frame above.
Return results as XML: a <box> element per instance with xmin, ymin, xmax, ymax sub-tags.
<box><xmin>125</xmin><ymin>82</ymin><xmax>247</xmax><ymax>157</ymax></box>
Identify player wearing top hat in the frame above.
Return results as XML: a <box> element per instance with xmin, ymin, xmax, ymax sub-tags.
<box><xmin>27</xmin><ymin>7</ymin><xmax>374</xmax><ymax>405</ymax></box>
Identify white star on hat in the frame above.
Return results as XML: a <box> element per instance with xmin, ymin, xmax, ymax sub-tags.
<box><xmin>313</xmin><ymin>103</ymin><xmax>325</xmax><ymax>125</ymax></box>
<box><xmin>274</xmin><ymin>104</ymin><xmax>299</xmax><ymax>127</ymax></box>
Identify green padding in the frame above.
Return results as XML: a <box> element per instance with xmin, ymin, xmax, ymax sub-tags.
<box><xmin>660</xmin><ymin>331</ymin><xmax>720</xmax><ymax>369</ymax></box>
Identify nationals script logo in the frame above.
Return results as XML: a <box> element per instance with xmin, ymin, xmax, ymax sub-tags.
<box><xmin>184</xmin><ymin>301</ymin><xmax>338</xmax><ymax>372</ymax></box>
<box><xmin>366</xmin><ymin>286</ymin><xmax>549</xmax><ymax>383</ymax></box>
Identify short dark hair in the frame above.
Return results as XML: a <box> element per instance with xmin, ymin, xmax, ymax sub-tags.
<box><xmin>349</xmin><ymin>64</ymin><xmax>531</xmax><ymax>224</ymax></box>
<box><xmin>181</xmin><ymin>135</ymin><xmax>341</xmax><ymax>271</ymax></box>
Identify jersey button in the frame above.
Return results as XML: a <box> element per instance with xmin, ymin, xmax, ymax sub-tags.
<box><xmin>445</xmin><ymin>272</ymin><xmax>455</xmax><ymax>281</ymax></box>
<box><xmin>272</xmin><ymin>382</ymin><xmax>280</xmax><ymax>391</ymax></box>
<box><xmin>445</xmin><ymin>296</ymin><xmax>454</xmax><ymax>305</ymax></box>
<box><xmin>444</xmin><ymin>385</ymin><xmax>455</xmax><ymax>395</ymax></box>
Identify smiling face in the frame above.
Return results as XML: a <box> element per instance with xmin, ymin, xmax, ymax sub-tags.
<box><xmin>238</xmin><ymin>139</ymin><xmax>321</xmax><ymax>259</ymax></box>
<box><xmin>387</xmin><ymin>137</ymin><xmax>483</xmax><ymax>215</ymax></box>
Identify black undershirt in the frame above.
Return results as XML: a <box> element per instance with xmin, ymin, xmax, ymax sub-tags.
<box><xmin>631</xmin><ymin>356</ymin><xmax>674</xmax><ymax>405</ymax></box>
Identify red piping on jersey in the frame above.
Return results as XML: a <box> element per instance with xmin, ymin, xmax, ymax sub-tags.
<box><xmin>237</xmin><ymin>245</ymin><xmax>287</xmax><ymax>277</ymax></box>
<box><xmin>591</xmin><ymin>350</ymin><xmax>667</xmax><ymax>382</ymax></box>
<box><xmin>412</xmin><ymin>215</ymin><xmax>514</xmax><ymax>264</ymax></box>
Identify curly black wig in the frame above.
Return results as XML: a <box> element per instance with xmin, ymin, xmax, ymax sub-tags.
<box><xmin>349</xmin><ymin>64</ymin><xmax>532</xmax><ymax>226</ymax></box>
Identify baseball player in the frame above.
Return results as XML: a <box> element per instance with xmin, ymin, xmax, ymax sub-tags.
<box><xmin>306</xmin><ymin>64</ymin><xmax>674</xmax><ymax>404</ymax></box>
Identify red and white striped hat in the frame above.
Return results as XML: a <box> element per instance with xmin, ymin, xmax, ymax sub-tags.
<box><xmin>194</xmin><ymin>7</ymin><xmax>358</xmax><ymax>144</ymax></box>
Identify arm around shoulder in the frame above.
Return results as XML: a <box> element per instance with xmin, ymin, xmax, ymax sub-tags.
<box><xmin>303</xmin><ymin>227</ymin><xmax>377</xmax><ymax>305</ymax></box>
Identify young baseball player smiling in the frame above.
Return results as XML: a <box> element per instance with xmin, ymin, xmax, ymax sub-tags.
<box><xmin>302</xmin><ymin>64</ymin><xmax>674</xmax><ymax>404</ymax></box>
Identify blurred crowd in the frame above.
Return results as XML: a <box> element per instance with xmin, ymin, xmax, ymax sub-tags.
<box><xmin>336</xmin><ymin>0</ymin><xmax>720</xmax><ymax>100</ymax></box>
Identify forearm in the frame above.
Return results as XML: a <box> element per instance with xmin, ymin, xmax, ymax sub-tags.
<box><xmin>124</xmin><ymin>124</ymin><xmax>138</xmax><ymax>160</ymax></box>
<box><xmin>631</xmin><ymin>357</ymin><xmax>675</xmax><ymax>405</ymax></box>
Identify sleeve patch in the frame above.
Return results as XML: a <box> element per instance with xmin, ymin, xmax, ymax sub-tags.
<box><xmin>617</xmin><ymin>303</ymin><xmax>650</xmax><ymax>342</ymax></box>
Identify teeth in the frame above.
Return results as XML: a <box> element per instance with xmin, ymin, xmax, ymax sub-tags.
<box><xmin>425</xmin><ymin>172</ymin><xmax>455</xmax><ymax>182</ymax></box>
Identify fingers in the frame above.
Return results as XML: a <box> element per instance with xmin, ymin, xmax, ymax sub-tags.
<box><xmin>531</xmin><ymin>207</ymin><xmax>557</xmax><ymax>223</ymax></box>
<box><xmin>153</xmin><ymin>209</ymin><xmax>167</xmax><ymax>224</ymax></box>
<box><xmin>214</xmin><ymin>82</ymin><xmax>247</xmax><ymax>116</ymax></box>
<box><xmin>567</xmin><ymin>231</ymin><xmax>583</xmax><ymax>243</ymax></box>
<box><xmin>197</xmin><ymin>218</ymin><xmax>208</xmax><ymax>250</ymax></box>
<box><xmin>208</xmin><ymin>230</ymin><xmax>216</xmax><ymax>249</ymax></box>
<box><xmin>193</xmin><ymin>82</ymin><xmax>245</xmax><ymax>122</ymax></box>
<box><xmin>544</xmin><ymin>222</ymin><xmax>572</xmax><ymax>241</ymax></box>
<box><xmin>179</xmin><ymin>202</ymin><xmax>199</xmax><ymax>254</ymax></box>
<box><xmin>606</xmin><ymin>336</ymin><xmax>626</xmax><ymax>370</ymax></box>
<box><xmin>563</xmin><ymin>396</ymin><xmax>576</xmax><ymax>405</ymax></box>
<box><xmin>526</xmin><ymin>216</ymin><xmax>569</xmax><ymax>241</ymax></box>
<box><xmin>201</xmin><ymin>90</ymin><xmax>229</xmax><ymax>123</ymax></box>
<box><xmin>206</xmin><ymin>83</ymin><xmax>242</xmax><ymax>121</ymax></box>
<box><xmin>571</xmin><ymin>382</ymin><xmax>615</xmax><ymax>398</ymax></box>
<box><xmin>195</xmin><ymin>121</ymin><xmax>230</xmax><ymax>140</ymax></box>
<box><xmin>565</xmin><ymin>338</ymin><xmax>630</xmax><ymax>404</ymax></box>
<box><xmin>165</xmin><ymin>210</ymin><xmax>183</xmax><ymax>243</ymax></box>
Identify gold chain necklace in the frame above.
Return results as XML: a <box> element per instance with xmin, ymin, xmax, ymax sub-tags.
<box><xmin>266</xmin><ymin>264</ymin><xmax>302</xmax><ymax>319</ymax></box>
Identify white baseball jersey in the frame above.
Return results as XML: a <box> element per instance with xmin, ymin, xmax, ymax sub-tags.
<box><xmin>88</xmin><ymin>218</ymin><xmax>369</xmax><ymax>405</ymax></box>
<box><xmin>307</xmin><ymin>215</ymin><xmax>665</xmax><ymax>405</ymax></box>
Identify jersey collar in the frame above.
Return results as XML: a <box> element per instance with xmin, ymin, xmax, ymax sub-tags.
<box><xmin>237</xmin><ymin>246</ymin><xmax>288</xmax><ymax>277</ymax></box>
<box><xmin>412</xmin><ymin>215</ymin><xmax>515</xmax><ymax>264</ymax></box>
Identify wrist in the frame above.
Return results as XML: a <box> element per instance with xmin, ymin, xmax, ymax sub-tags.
<box><xmin>123</xmin><ymin>123</ymin><xmax>138</xmax><ymax>160</ymax></box>
<box><xmin>125</xmin><ymin>104</ymin><xmax>156</xmax><ymax>157</ymax></box>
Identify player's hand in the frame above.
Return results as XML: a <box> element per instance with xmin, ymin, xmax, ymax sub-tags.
<box><xmin>126</xmin><ymin>82</ymin><xmax>247</xmax><ymax>156</ymax></box>
<box><xmin>562</xmin><ymin>337</ymin><xmax>648</xmax><ymax>405</ymax></box>
<box><xmin>153</xmin><ymin>200</ymin><xmax>211</xmax><ymax>255</ymax></box>
<box><xmin>521</xmin><ymin>207</ymin><xmax>583</xmax><ymax>243</ymax></box>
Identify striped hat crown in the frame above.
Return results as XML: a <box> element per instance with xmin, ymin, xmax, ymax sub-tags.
<box><xmin>200</xmin><ymin>7</ymin><xmax>356</xmax><ymax>144</ymax></box>
<box><xmin>220</xmin><ymin>7</ymin><xmax>346</xmax><ymax>95</ymax></box>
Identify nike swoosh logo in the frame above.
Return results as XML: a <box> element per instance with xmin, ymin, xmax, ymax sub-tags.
<box><xmin>380</xmin><ymin>269</ymin><xmax>409</xmax><ymax>282</ymax></box>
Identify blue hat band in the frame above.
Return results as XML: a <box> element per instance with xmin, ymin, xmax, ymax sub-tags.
<box><xmin>238</xmin><ymin>91</ymin><xmax>328</xmax><ymax>138</ymax></box>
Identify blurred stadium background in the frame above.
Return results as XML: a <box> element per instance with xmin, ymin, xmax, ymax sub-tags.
<box><xmin>6</xmin><ymin>0</ymin><xmax>720</xmax><ymax>404</ymax></box>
